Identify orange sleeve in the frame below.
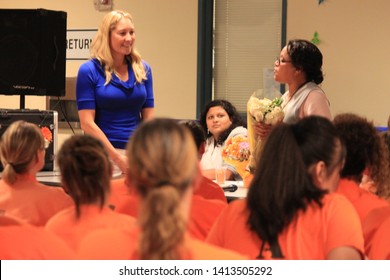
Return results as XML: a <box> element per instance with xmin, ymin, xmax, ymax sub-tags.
<box><xmin>368</xmin><ymin>217</ymin><xmax>390</xmax><ymax>259</ymax></box>
<box><xmin>363</xmin><ymin>206</ymin><xmax>390</xmax><ymax>256</ymax></box>
<box><xmin>324</xmin><ymin>194</ymin><xmax>364</xmax><ymax>256</ymax></box>
<box><xmin>194</xmin><ymin>176</ymin><xmax>227</xmax><ymax>203</ymax></box>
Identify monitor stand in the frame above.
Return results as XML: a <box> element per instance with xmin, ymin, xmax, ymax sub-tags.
<box><xmin>20</xmin><ymin>95</ymin><xmax>25</xmax><ymax>109</ymax></box>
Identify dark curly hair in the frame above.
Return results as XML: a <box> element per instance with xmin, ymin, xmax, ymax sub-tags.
<box><xmin>334</xmin><ymin>113</ymin><xmax>390</xmax><ymax>198</ymax></box>
<box><xmin>287</xmin><ymin>39</ymin><xmax>324</xmax><ymax>84</ymax></box>
<box><xmin>199</xmin><ymin>99</ymin><xmax>244</xmax><ymax>146</ymax></box>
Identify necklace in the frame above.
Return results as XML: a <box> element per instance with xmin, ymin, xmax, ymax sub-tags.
<box><xmin>114</xmin><ymin>63</ymin><xmax>129</xmax><ymax>81</ymax></box>
<box><xmin>114</xmin><ymin>69</ymin><xmax>128</xmax><ymax>81</ymax></box>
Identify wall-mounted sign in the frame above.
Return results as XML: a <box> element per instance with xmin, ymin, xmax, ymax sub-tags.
<box><xmin>66</xmin><ymin>29</ymin><xmax>97</xmax><ymax>60</ymax></box>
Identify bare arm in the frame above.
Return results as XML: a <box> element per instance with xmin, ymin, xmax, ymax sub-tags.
<box><xmin>78</xmin><ymin>109</ymin><xmax>127</xmax><ymax>173</ymax></box>
<box><xmin>326</xmin><ymin>246</ymin><xmax>363</xmax><ymax>260</ymax></box>
<box><xmin>141</xmin><ymin>107</ymin><xmax>154</xmax><ymax>121</ymax></box>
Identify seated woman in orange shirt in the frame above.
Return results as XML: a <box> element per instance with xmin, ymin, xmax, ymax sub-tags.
<box><xmin>206</xmin><ymin>116</ymin><xmax>364</xmax><ymax>259</ymax></box>
<box><xmin>45</xmin><ymin>134</ymin><xmax>135</xmax><ymax>251</ymax></box>
<box><xmin>333</xmin><ymin>114</ymin><xmax>389</xmax><ymax>224</ymax></box>
<box><xmin>0</xmin><ymin>121</ymin><xmax>72</xmax><ymax>226</ymax></box>
<box><xmin>78</xmin><ymin>118</ymin><xmax>245</xmax><ymax>259</ymax></box>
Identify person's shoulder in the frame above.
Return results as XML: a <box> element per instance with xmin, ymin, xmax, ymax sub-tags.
<box><xmin>141</xmin><ymin>60</ymin><xmax>152</xmax><ymax>70</ymax></box>
<box><xmin>45</xmin><ymin>206</ymin><xmax>75</xmax><ymax>228</ymax></box>
<box><xmin>36</xmin><ymin>183</ymin><xmax>72</xmax><ymax>202</ymax></box>
<box><xmin>229</xmin><ymin>198</ymin><xmax>247</xmax><ymax>209</ymax></box>
<box><xmin>194</xmin><ymin>176</ymin><xmax>227</xmax><ymax>203</ymax></box>
<box><xmin>78</xmin><ymin>59</ymin><xmax>102</xmax><ymax>73</ymax></box>
<box><xmin>0</xmin><ymin>224</ymin><xmax>75</xmax><ymax>259</ymax></box>
<box><xmin>230</xmin><ymin>126</ymin><xmax>248</xmax><ymax>136</ymax></box>
<box><xmin>80</xmin><ymin>58</ymin><xmax>98</xmax><ymax>67</ymax></box>
<box><xmin>338</xmin><ymin>179</ymin><xmax>388</xmax><ymax>206</ymax></box>
<box><xmin>221</xmin><ymin>199</ymin><xmax>247</xmax><ymax>219</ymax></box>
<box><xmin>305</xmin><ymin>82</ymin><xmax>326</xmax><ymax>95</ymax></box>
<box><xmin>322</xmin><ymin>192</ymin><xmax>355</xmax><ymax>208</ymax></box>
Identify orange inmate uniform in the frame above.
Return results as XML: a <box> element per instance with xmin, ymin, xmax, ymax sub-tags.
<box><xmin>110</xmin><ymin>179</ymin><xmax>227</xmax><ymax>240</ymax></box>
<box><xmin>0</xmin><ymin>224</ymin><xmax>75</xmax><ymax>259</ymax></box>
<box><xmin>206</xmin><ymin>193</ymin><xmax>364</xmax><ymax>259</ymax></box>
<box><xmin>188</xmin><ymin>195</ymin><xmax>227</xmax><ymax>240</ymax></box>
<box><xmin>194</xmin><ymin>176</ymin><xmax>227</xmax><ymax>203</ymax></box>
<box><xmin>363</xmin><ymin>206</ymin><xmax>390</xmax><ymax>259</ymax></box>
<box><xmin>45</xmin><ymin>204</ymin><xmax>135</xmax><ymax>251</ymax></box>
<box><xmin>77</xmin><ymin>227</ymin><xmax>247</xmax><ymax>260</ymax></box>
<box><xmin>0</xmin><ymin>179</ymin><xmax>73</xmax><ymax>226</ymax></box>
<box><xmin>367</xmin><ymin>215</ymin><xmax>390</xmax><ymax>259</ymax></box>
<box><xmin>108</xmin><ymin>178</ymin><xmax>137</xmax><ymax>210</ymax></box>
<box><xmin>336</xmin><ymin>178</ymin><xmax>389</xmax><ymax>224</ymax></box>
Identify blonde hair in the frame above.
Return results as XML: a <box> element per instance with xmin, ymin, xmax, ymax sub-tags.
<box><xmin>126</xmin><ymin>118</ymin><xmax>198</xmax><ymax>260</ymax></box>
<box><xmin>57</xmin><ymin>135</ymin><xmax>112</xmax><ymax>219</ymax></box>
<box><xmin>0</xmin><ymin>121</ymin><xmax>44</xmax><ymax>184</ymax></box>
<box><xmin>90</xmin><ymin>10</ymin><xmax>146</xmax><ymax>85</ymax></box>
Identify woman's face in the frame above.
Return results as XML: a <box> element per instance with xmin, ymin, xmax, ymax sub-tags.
<box><xmin>110</xmin><ymin>17</ymin><xmax>135</xmax><ymax>57</ymax></box>
<box><xmin>206</xmin><ymin>106</ymin><xmax>232</xmax><ymax>140</ymax></box>
<box><xmin>274</xmin><ymin>46</ymin><xmax>296</xmax><ymax>84</ymax></box>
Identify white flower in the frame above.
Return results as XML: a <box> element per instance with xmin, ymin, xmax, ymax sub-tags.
<box><xmin>248</xmin><ymin>96</ymin><xmax>284</xmax><ymax>125</ymax></box>
<box><xmin>264</xmin><ymin>106</ymin><xmax>284</xmax><ymax>125</ymax></box>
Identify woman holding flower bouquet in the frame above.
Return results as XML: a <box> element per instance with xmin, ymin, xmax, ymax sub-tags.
<box><xmin>200</xmin><ymin>99</ymin><xmax>248</xmax><ymax>181</ymax></box>
<box><xmin>254</xmin><ymin>39</ymin><xmax>332</xmax><ymax>140</ymax></box>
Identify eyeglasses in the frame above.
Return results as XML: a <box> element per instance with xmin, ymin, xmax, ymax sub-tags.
<box><xmin>275</xmin><ymin>57</ymin><xmax>292</xmax><ymax>66</ymax></box>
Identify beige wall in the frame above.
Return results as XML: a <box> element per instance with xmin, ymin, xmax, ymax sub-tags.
<box><xmin>0</xmin><ymin>0</ymin><xmax>198</xmax><ymax>119</ymax></box>
<box><xmin>288</xmin><ymin>0</ymin><xmax>390</xmax><ymax>127</ymax></box>
<box><xmin>1</xmin><ymin>0</ymin><xmax>389</xmax><ymax>129</ymax></box>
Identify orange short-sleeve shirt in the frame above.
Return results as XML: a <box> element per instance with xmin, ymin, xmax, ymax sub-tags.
<box><xmin>206</xmin><ymin>193</ymin><xmax>364</xmax><ymax>259</ymax></box>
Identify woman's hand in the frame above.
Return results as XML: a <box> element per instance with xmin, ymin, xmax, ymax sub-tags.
<box><xmin>253</xmin><ymin>121</ymin><xmax>272</xmax><ymax>141</ymax></box>
<box><xmin>113</xmin><ymin>153</ymin><xmax>128</xmax><ymax>174</ymax></box>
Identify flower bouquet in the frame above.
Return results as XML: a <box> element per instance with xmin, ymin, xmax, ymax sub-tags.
<box><xmin>246</xmin><ymin>90</ymin><xmax>284</xmax><ymax>174</ymax></box>
<box><xmin>221</xmin><ymin>135</ymin><xmax>251</xmax><ymax>183</ymax></box>
<box><xmin>247</xmin><ymin>96</ymin><xmax>284</xmax><ymax>125</ymax></box>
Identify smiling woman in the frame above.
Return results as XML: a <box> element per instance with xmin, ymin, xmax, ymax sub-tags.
<box><xmin>199</xmin><ymin>99</ymin><xmax>247</xmax><ymax>181</ymax></box>
<box><xmin>76</xmin><ymin>10</ymin><xmax>155</xmax><ymax>175</ymax></box>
